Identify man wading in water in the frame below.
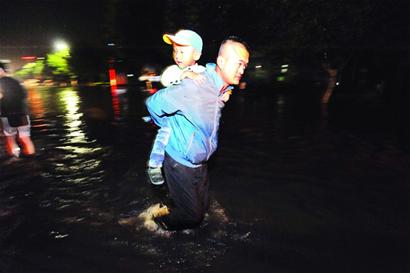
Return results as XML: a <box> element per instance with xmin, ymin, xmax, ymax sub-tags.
<box><xmin>140</xmin><ymin>37</ymin><xmax>250</xmax><ymax>231</ymax></box>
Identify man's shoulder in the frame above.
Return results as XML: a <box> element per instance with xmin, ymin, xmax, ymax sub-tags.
<box><xmin>0</xmin><ymin>76</ymin><xmax>7</xmax><ymax>84</ymax></box>
<box><xmin>182</xmin><ymin>73</ymin><xmax>215</xmax><ymax>90</ymax></box>
<box><xmin>0</xmin><ymin>76</ymin><xmax>15</xmax><ymax>81</ymax></box>
<box><xmin>0</xmin><ymin>76</ymin><xmax>21</xmax><ymax>85</ymax></box>
<box><xmin>0</xmin><ymin>76</ymin><xmax>26</xmax><ymax>95</ymax></box>
<box><xmin>0</xmin><ymin>77</ymin><xmax>10</xmax><ymax>90</ymax></box>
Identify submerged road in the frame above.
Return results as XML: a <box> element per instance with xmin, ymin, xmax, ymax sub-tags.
<box><xmin>0</xmin><ymin>85</ymin><xmax>409</xmax><ymax>273</ymax></box>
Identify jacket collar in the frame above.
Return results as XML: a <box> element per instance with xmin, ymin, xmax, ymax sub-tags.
<box><xmin>205</xmin><ymin>63</ymin><xmax>233</xmax><ymax>94</ymax></box>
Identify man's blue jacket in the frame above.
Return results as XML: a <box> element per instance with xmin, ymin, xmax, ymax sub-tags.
<box><xmin>145</xmin><ymin>64</ymin><xmax>230</xmax><ymax>168</ymax></box>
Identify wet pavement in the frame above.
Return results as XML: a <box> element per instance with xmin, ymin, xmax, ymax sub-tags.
<box><xmin>0</xmin><ymin>85</ymin><xmax>409</xmax><ymax>273</ymax></box>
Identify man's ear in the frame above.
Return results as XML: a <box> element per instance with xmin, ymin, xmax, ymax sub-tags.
<box><xmin>216</xmin><ymin>56</ymin><xmax>225</xmax><ymax>69</ymax></box>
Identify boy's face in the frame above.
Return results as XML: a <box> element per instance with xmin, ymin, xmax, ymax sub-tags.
<box><xmin>172</xmin><ymin>44</ymin><xmax>200</xmax><ymax>69</ymax></box>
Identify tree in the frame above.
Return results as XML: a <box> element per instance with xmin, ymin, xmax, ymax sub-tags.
<box><xmin>15</xmin><ymin>60</ymin><xmax>45</xmax><ymax>80</ymax></box>
<box><xmin>46</xmin><ymin>47</ymin><xmax>73</xmax><ymax>81</ymax></box>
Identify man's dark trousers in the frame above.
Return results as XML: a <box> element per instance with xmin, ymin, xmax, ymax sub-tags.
<box><xmin>158</xmin><ymin>153</ymin><xmax>209</xmax><ymax>230</ymax></box>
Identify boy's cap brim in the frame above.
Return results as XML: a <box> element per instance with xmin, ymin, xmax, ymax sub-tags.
<box><xmin>162</xmin><ymin>29</ymin><xmax>203</xmax><ymax>53</ymax></box>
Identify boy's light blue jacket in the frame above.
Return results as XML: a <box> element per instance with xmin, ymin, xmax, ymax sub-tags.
<box><xmin>145</xmin><ymin>63</ymin><xmax>230</xmax><ymax>168</ymax></box>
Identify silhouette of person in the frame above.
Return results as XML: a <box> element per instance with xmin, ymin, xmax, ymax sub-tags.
<box><xmin>0</xmin><ymin>62</ymin><xmax>35</xmax><ymax>157</ymax></box>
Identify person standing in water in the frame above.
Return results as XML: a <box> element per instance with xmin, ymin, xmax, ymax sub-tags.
<box><xmin>0</xmin><ymin>62</ymin><xmax>35</xmax><ymax>158</ymax></box>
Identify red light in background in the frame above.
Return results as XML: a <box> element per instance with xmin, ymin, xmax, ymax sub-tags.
<box><xmin>148</xmin><ymin>88</ymin><xmax>158</xmax><ymax>95</ymax></box>
<box><xmin>21</xmin><ymin>56</ymin><xmax>37</xmax><ymax>60</ymax></box>
<box><xmin>109</xmin><ymin>69</ymin><xmax>117</xmax><ymax>86</ymax></box>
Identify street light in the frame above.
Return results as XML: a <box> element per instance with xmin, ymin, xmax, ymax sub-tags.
<box><xmin>54</xmin><ymin>40</ymin><xmax>69</xmax><ymax>52</ymax></box>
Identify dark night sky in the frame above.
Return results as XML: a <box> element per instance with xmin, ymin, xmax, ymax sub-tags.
<box><xmin>2</xmin><ymin>0</ymin><xmax>409</xmax><ymax>49</ymax></box>
<box><xmin>0</xmin><ymin>0</ymin><xmax>107</xmax><ymax>69</ymax></box>
<box><xmin>1</xmin><ymin>0</ymin><xmax>103</xmax><ymax>47</ymax></box>
<box><xmin>1</xmin><ymin>0</ymin><xmax>408</xmax><ymax>70</ymax></box>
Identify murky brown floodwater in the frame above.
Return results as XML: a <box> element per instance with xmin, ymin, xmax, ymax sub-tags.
<box><xmin>0</xmin><ymin>85</ymin><xmax>409</xmax><ymax>273</ymax></box>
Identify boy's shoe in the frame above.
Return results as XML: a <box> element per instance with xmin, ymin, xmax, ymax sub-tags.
<box><xmin>147</xmin><ymin>167</ymin><xmax>165</xmax><ymax>185</ymax></box>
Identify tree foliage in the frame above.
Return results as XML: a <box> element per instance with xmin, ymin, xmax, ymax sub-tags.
<box><xmin>15</xmin><ymin>48</ymin><xmax>75</xmax><ymax>82</ymax></box>
<box><xmin>15</xmin><ymin>60</ymin><xmax>45</xmax><ymax>79</ymax></box>
<box><xmin>46</xmin><ymin>48</ymin><xmax>72</xmax><ymax>77</ymax></box>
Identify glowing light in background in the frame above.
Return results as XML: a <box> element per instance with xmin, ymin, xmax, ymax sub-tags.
<box><xmin>280</xmin><ymin>64</ymin><xmax>289</xmax><ymax>73</ymax></box>
<box><xmin>54</xmin><ymin>40</ymin><xmax>69</xmax><ymax>52</ymax></box>
<box><xmin>277</xmin><ymin>76</ymin><xmax>286</xmax><ymax>82</ymax></box>
<box><xmin>109</xmin><ymin>68</ymin><xmax>120</xmax><ymax>119</ymax></box>
<box><xmin>109</xmin><ymin>68</ymin><xmax>117</xmax><ymax>87</ymax></box>
<box><xmin>21</xmin><ymin>56</ymin><xmax>37</xmax><ymax>61</ymax></box>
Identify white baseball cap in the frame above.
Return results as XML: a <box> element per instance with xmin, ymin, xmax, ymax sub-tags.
<box><xmin>163</xmin><ymin>29</ymin><xmax>203</xmax><ymax>53</ymax></box>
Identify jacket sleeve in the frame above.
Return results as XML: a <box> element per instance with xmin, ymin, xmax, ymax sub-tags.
<box><xmin>145</xmin><ymin>81</ymin><xmax>194</xmax><ymax>127</ymax></box>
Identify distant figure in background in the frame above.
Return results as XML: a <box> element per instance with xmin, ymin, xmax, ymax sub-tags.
<box><xmin>0</xmin><ymin>62</ymin><xmax>35</xmax><ymax>157</ymax></box>
<box><xmin>146</xmin><ymin>29</ymin><xmax>207</xmax><ymax>186</ymax></box>
<box><xmin>321</xmin><ymin>61</ymin><xmax>338</xmax><ymax>104</ymax></box>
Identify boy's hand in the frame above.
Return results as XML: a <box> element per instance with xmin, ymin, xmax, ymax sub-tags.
<box><xmin>181</xmin><ymin>71</ymin><xmax>206</xmax><ymax>84</ymax></box>
<box><xmin>221</xmin><ymin>90</ymin><xmax>232</xmax><ymax>102</ymax></box>
<box><xmin>142</xmin><ymin>116</ymin><xmax>152</xmax><ymax>123</ymax></box>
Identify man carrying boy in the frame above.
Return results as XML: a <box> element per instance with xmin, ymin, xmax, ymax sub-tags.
<box><xmin>143</xmin><ymin>37</ymin><xmax>250</xmax><ymax>231</ymax></box>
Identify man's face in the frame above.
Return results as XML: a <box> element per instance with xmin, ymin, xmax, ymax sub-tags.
<box><xmin>172</xmin><ymin>45</ymin><xmax>200</xmax><ymax>69</ymax></box>
<box><xmin>217</xmin><ymin>42</ymin><xmax>249</xmax><ymax>85</ymax></box>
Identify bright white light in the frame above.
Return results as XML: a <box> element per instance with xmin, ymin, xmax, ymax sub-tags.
<box><xmin>54</xmin><ymin>40</ymin><xmax>69</xmax><ymax>51</ymax></box>
<box><xmin>126</xmin><ymin>74</ymin><xmax>134</xmax><ymax>77</ymax></box>
<box><xmin>255</xmin><ymin>65</ymin><xmax>262</xmax><ymax>69</ymax></box>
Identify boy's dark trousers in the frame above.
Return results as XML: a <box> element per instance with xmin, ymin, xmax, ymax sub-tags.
<box><xmin>157</xmin><ymin>153</ymin><xmax>209</xmax><ymax>230</ymax></box>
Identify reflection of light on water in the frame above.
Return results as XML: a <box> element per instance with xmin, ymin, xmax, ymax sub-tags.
<box><xmin>110</xmin><ymin>86</ymin><xmax>128</xmax><ymax>120</ymax></box>
<box><xmin>27</xmin><ymin>87</ymin><xmax>45</xmax><ymax>119</ymax></box>
<box><xmin>110</xmin><ymin>85</ymin><xmax>120</xmax><ymax>120</ymax></box>
<box><xmin>59</xmin><ymin>89</ymin><xmax>84</xmax><ymax>141</ymax></box>
<box><xmin>58</xmin><ymin>88</ymin><xmax>101</xmax><ymax>155</ymax></box>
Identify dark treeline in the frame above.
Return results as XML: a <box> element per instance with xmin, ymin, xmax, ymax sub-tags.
<box><xmin>69</xmin><ymin>0</ymin><xmax>408</xmax><ymax>94</ymax></box>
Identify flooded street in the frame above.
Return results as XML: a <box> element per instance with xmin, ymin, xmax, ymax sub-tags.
<box><xmin>0</xmin><ymin>85</ymin><xmax>409</xmax><ymax>273</ymax></box>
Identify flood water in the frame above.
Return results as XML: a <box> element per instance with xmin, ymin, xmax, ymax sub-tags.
<box><xmin>0</xmin><ymin>85</ymin><xmax>409</xmax><ymax>273</ymax></box>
